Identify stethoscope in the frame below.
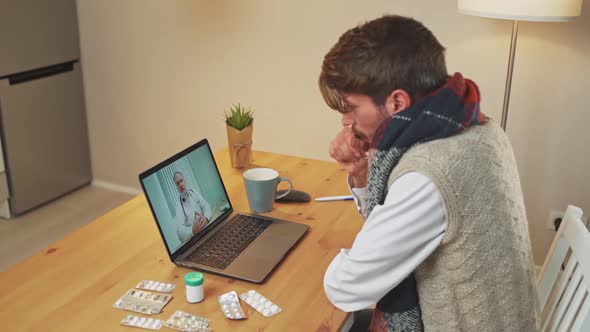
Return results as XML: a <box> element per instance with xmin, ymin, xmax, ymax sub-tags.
<box><xmin>179</xmin><ymin>189</ymin><xmax>201</xmax><ymax>225</ymax></box>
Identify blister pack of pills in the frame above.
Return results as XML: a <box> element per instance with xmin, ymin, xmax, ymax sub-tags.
<box><xmin>113</xmin><ymin>289</ymin><xmax>172</xmax><ymax>315</ymax></box>
<box><xmin>164</xmin><ymin>310</ymin><xmax>212</xmax><ymax>332</ymax></box>
<box><xmin>218</xmin><ymin>291</ymin><xmax>246</xmax><ymax>320</ymax></box>
<box><xmin>120</xmin><ymin>315</ymin><xmax>164</xmax><ymax>330</ymax></box>
<box><xmin>239</xmin><ymin>290</ymin><xmax>282</xmax><ymax>317</ymax></box>
<box><xmin>136</xmin><ymin>280</ymin><xmax>175</xmax><ymax>293</ymax></box>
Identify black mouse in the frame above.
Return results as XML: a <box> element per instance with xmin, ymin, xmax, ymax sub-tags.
<box><xmin>275</xmin><ymin>189</ymin><xmax>311</xmax><ymax>202</ymax></box>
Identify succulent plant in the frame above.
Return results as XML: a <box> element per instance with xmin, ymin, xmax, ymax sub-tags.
<box><xmin>225</xmin><ymin>103</ymin><xmax>254</xmax><ymax>130</ymax></box>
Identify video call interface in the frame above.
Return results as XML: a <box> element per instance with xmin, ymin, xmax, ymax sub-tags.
<box><xmin>142</xmin><ymin>144</ymin><xmax>230</xmax><ymax>253</ymax></box>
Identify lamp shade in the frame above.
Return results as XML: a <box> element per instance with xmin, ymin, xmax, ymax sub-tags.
<box><xmin>458</xmin><ymin>0</ymin><xmax>583</xmax><ymax>22</ymax></box>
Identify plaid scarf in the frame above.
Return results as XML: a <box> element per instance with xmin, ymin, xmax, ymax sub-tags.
<box><xmin>366</xmin><ymin>73</ymin><xmax>487</xmax><ymax>332</ymax></box>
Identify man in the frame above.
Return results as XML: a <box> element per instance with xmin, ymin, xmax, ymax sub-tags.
<box><xmin>319</xmin><ymin>15</ymin><xmax>538</xmax><ymax>331</ymax></box>
<box><xmin>173</xmin><ymin>171</ymin><xmax>212</xmax><ymax>244</ymax></box>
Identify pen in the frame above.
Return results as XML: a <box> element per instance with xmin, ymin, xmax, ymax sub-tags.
<box><xmin>315</xmin><ymin>195</ymin><xmax>354</xmax><ymax>202</ymax></box>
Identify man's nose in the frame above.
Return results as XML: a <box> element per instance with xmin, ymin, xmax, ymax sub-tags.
<box><xmin>341</xmin><ymin>113</ymin><xmax>354</xmax><ymax>126</ymax></box>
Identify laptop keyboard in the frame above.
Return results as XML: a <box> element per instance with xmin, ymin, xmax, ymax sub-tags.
<box><xmin>185</xmin><ymin>214</ymin><xmax>272</xmax><ymax>270</ymax></box>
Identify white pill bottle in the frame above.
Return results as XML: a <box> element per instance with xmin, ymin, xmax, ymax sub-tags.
<box><xmin>184</xmin><ymin>272</ymin><xmax>204</xmax><ymax>303</ymax></box>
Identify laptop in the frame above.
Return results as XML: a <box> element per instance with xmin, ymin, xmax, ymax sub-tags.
<box><xmin>139</xmin><ymin>139</ymin><xmax>309</xmax><ymax>283</ymax></box>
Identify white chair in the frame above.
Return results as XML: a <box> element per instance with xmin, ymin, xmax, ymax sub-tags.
<box><xmin>537</xmin><ymin>205</ymin><xmax>590</xmax><ymax>332</ymax></box>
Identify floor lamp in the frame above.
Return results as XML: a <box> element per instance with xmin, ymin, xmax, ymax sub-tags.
<box><xmin>458</xmin><ymin>0</ymin><xmax>583</xmax><ymax>130</ymax></box>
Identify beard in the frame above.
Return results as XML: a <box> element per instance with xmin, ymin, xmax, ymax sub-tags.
<box><xmin>180</xmin><ymin>189</ymin><xmax>188</xmax><ymax>200</ymax></box>
<box><xmin>353</xmin><ymin>107</ymin><xmax>391</xmax><ymax>145</ymax></box>
<box><xmin>351</xmin><ymin>125</ymin><xmax>370</xmax><ymax>144</ymax></box>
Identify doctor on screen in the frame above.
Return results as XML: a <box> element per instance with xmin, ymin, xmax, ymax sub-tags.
<box><xmin>173</xmin><ymin>171</ymin><xmax>212</xmax><ymax>243</ymax></box>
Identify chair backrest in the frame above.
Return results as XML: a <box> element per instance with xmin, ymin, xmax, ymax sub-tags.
<box><xmin>536</xmin><ymin>205</ymin><xmax>590</xmax><ymax>332</ymax></box>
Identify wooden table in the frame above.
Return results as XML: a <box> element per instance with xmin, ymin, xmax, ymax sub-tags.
<box><xmin>0</xmin><ymin>149</ymin><xmax>363</xmax><ymax>331</ymax></box>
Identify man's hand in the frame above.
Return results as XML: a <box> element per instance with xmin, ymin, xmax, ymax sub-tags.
<box><xmin>192</xmin><ymin>212</ymin><xmax>209</xmax><ymax>235</ymax></box>
<box><xmin>329</xmin><ymin>127</ymin><xmax>370</xmax><ymax>187</ymax></box>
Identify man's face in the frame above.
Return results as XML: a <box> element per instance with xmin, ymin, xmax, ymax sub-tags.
<box><xmin>340</xmin><ymin>94</ymin><xmax>389</xmax><ymax>144</ymax></box>
<box><xmin>174</xmin><ymin>174</ymin><xmax>186</xmax><ymax>194</ymax></box>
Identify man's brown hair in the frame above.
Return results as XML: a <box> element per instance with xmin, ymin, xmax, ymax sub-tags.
<box><xmin>319</xmin><ymin>15</ymin><xmax>448</xmax><ymax>112</ymax></box>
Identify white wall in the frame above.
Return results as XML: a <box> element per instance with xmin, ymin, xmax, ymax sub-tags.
<box><xmin>507</xmin><ymin>9</ymin><xmax>590</xmax><ymax>265</ymax></box>
<box><xmin>77</xmin><ymin>0</ymin><xmax>590</xmax><ymax>264</ymax></box>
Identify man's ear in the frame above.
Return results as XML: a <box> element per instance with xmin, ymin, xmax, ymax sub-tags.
<box><xmin>384</xmin><ymin>89</ymin><xmax>411</xmax><ymax>118</ymax></box>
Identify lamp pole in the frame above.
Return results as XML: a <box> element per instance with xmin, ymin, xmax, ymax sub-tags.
<box><xmin>501</xmin><ymin>20</ymin><xmax>519</xmax><ymax>131</ymax></box>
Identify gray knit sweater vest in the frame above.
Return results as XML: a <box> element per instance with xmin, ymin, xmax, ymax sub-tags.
<box><xmin>387</xmin><ymin>123</ymin><xmax>539</xmax><ymax>331</ymax></box>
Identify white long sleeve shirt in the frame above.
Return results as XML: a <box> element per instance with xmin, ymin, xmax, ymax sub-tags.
<box><xmin>323</xmin><ymin>172</ymin><xmax>447</xmax><ymax>312</ymax></box>
<box><xmin>176</xmin><ymin>189</ymin><xmax>213</xmax><ymax>244</ymax></box>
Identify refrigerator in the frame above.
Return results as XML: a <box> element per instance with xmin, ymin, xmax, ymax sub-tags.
<box><xmin>0</xmin><ymin>0</ymin><xmax>92</xmax><ymax>217</ymax></box>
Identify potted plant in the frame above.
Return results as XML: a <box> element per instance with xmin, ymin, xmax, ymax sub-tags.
<box><xmin>225</xmin><ymin>103</ymin><xmax>254</xmax><ymax>168</ymax></box>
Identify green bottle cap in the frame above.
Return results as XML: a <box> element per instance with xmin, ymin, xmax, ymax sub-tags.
<box><xmin>184</xmin><ymin>272</ymin><xmax>204</xmax><ymax>286</ymax></box>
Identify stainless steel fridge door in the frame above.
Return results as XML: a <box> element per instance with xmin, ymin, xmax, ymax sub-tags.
<box><xmin>0</xmin><ymin>133</ymin><xmax>5</xmax><ymax>173</ymax></box>
<box><xmin>0</xmin><ymin>0</ymin><xmax>80</xmax><ymax>76</ymax></box>
<box><xmin>0</xmin><ymin>172</ymin><xmax>8</xmax><ymax>201</ymax></box>
<box><xmin>0</xmin><ymin>62</ymin><xmax>91</xmax><ymax>215</ymax></box>
<box><xmin>0</xmin><ymin>135</ymin><xmax>8</xmax><ymax>218</ymax></box>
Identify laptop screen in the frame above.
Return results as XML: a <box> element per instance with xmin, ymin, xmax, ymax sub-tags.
<box><xmin>140</xmin><ymin>140</ymin><xmax>231</xmax><ymax>255</ymax></box>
